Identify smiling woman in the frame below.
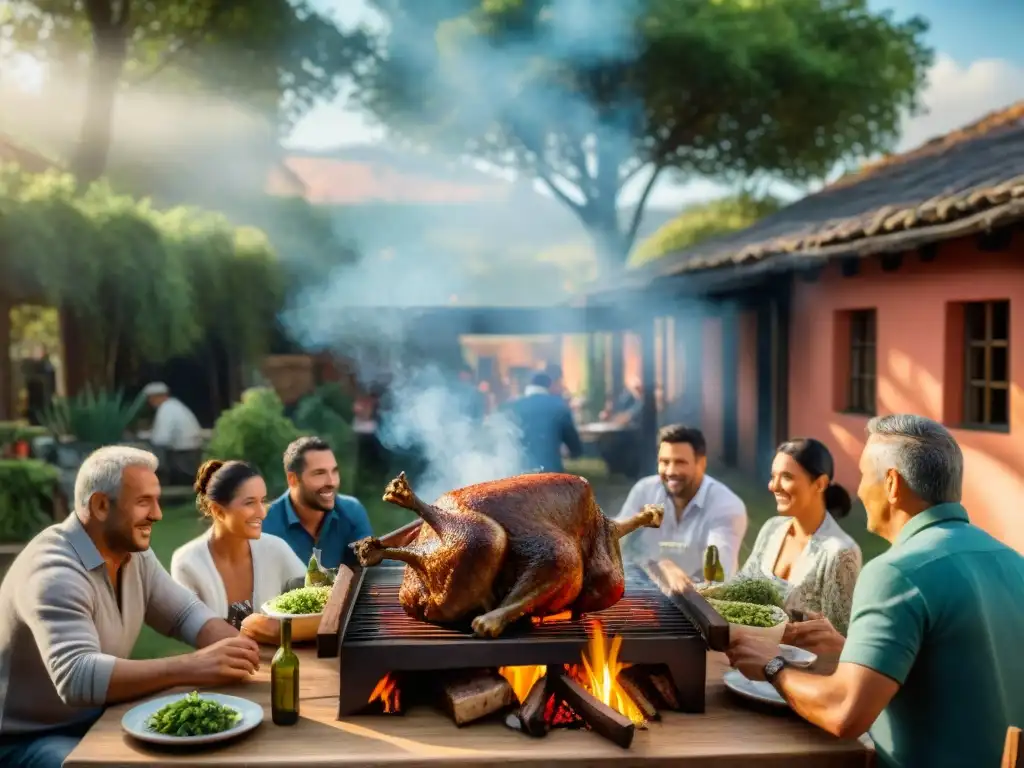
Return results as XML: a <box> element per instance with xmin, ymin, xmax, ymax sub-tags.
<box><xmin>168</xmin><ymin>460</ymin><xmax>305</xmax><ymax>622</ymax></box>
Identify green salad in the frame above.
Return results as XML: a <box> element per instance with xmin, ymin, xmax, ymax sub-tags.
<box><xmin>697</xmin><ymin>577</ymin><xmax>784</xmax><ymax>607</ymax></box>
<box><xmin>266</xmin><ymin>585</ymin><xmax>332</xmax><ymax>615</ymax></box>
<box><xmin>147</xmin><ymin>692</ymin><xmax>240</xmax><ymax>737</ymax></box>
<box><xmin>707</xmin><ymin>598</ymin><xmax>785</xmax><ymax>628</ymax></box>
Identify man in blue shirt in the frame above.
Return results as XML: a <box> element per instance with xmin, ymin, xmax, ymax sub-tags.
<box><xmin>503</xmin><ymin>372</ymin><xmax>582</xmax><ymax>473</ymax></box>
<box><xmin>263</xmin><ymin>436</ymin><xmax>373</xmax><ymax>570</ymax></box>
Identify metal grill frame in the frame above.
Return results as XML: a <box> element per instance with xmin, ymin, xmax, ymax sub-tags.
<box><xmin>332</xmin><ymin>566</ymin><xmax>709</xmax><ymax>717</ymax></box>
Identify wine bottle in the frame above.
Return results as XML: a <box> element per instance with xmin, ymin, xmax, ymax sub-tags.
<box><xmin>703</xmin><ymin>545</ymin><xmax>725</xmax><ymax>583</ymax></box>
<box><xmin>271</xmin><ymin>618</ymin><xmax>299</xmax><ymax>725</ymax></box>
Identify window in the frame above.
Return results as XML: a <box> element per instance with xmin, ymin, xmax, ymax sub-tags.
<box><xmin>963</xmin><ymin>300</ymin><xmax>1010</xmax><ymax>428</ymax></box>
<box><xmin>846</xmin><ymin>310</ymin><xmax>877</xmax><ymax>415</ymax></box>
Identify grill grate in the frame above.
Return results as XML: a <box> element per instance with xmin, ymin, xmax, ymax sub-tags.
<box><xmin>343</xmin><ymin>566</ymin><xmax>698</xmax><ymax>643</ymax></box>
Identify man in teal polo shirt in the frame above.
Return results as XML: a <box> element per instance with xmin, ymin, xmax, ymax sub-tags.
<box><xmin>727</xmin><ymin>413</ymin><xmax>1024</xmax><ymax>768</ymax></box>
<box><xmin>263</xmin><ymin>436</ymin><xmax>373</xmax><ymax>570</ymax></box>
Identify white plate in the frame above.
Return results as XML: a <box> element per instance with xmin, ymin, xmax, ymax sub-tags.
<box><xmin>121</xmin><ymin>692</ymin><xmax>264</xmax><ymax>746</ymax></box>
<box><xmin>779</xmin><ymin>643</ymin><xmax>817</xmax><ymax>668</ymax></box>
<box><xmin>723</xmin><ymin>669</ymin><xmax>787</xmax><ymax>708</ymax></box>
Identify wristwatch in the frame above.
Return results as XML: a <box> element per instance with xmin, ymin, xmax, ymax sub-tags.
<box><xmin>764</xmin><ymin>655</ymin><xmax>787</xmax><ymax>685</ymax></box>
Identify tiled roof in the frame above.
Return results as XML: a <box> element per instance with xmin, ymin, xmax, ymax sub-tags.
<box><xmin>633</xmin><ymin>101</ymin><xmax>1024</xmax><ymax>283</ymax></box>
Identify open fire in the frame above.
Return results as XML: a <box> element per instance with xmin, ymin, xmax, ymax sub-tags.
<box><xmin>365</xmin><ymin>619</ymin><xmax>674</xmax><ymax>747</ymax></box>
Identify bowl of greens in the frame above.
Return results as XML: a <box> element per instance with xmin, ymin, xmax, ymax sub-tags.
<box><xmin>697</xmin><ymin>578</ymin><xmax>789</xmax><ymax>643</ymax></box>
<box><xmin>260</xmin><ymin>585</ymin><xmax>333</xmax><ymax>640</ymax></box>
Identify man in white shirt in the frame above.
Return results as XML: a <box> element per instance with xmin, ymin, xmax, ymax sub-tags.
<box><xmin>616</xmin><ymin>424</ymin><xmax>748</xmax><ymax>579</ymax></box>
<box><xmin>142</xmin><ymin>382</ymin><xmax>203</xmax><ymax>451</ymax></box>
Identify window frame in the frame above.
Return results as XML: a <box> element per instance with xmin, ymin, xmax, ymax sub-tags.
<box><xmin>845</xmin><ymin>309</ymin><xmax>877</xmax><ymax>416</ymax></box>
<box><xmin>961</xmin><ymin>299</ymin><xmax>1010</xmax><ymax>431</ymax></box>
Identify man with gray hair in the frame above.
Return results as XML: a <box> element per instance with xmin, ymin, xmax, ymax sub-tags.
<box><xmin>727</xmin><ymin>414</ymin><xmax>1024</xmax><ymax>768</ymax></box>
<box><xmin>0</xmin><ymin>446</ymin><xmax>260</xmax><ymax>768</ymax></box>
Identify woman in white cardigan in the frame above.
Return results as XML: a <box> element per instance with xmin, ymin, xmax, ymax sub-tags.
<box><xmin>735</xmin><ymin>438</ymin><xmax>862</xmax><ymax>636</ymax></box>
<box><xmin>171</xmin><ymin>459</ymin><xmax>306</xmax><ymax>624</ymax></box>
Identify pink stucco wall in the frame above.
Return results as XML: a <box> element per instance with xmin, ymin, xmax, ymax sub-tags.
<box><xmin>788</xmin><ymin>234</ymin><xmax>1024</xmax><ymax>552</ymax></box>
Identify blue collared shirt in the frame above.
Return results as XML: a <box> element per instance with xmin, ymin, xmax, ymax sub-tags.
<box><xmin>263</xmin><ymin>491</ymin><xmax>374</xmax><ymax>570</ymax></box>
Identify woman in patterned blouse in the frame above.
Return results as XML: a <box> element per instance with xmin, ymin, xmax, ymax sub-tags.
<box><xmin>735</xmin><ymin>438</ymin><xmax>862</xmax><ymax>635</ymax></box>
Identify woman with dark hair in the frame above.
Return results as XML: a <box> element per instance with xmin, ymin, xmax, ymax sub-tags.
<box><xmin>735</xmin><ymin>438</ymin><xmax>862</xmax><ymax>635</ymax></box>
<box><xmin>171</xmin><ymin>460</ymin><xmax>305</xmax><ymax>622</ymax></box>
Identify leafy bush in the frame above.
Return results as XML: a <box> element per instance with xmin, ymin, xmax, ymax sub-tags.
<box><xmin>205</xmin><ymin>388</ymin><xmax>301</xmax><ymax>494</ymax></box>
<box><xmin>0</xmin><ymin>422</ymin><xmax>48</xmax><ymax>450</ymax></box>
<box><xmin>0</xmin><ymin>459</ymin><xmax>60</xmax><ymax>542</ymax></box>
<box><xmin>291</xmin><ymin>385</ymin><xmax>358</xmax><ymax>495</ymax></box>
<box><xmin>36</xmin><ymin>386</ymin><xmax>146</xmax><ymax>445</ymax></box>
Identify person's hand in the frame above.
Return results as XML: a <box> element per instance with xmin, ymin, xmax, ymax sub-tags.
<box><xmin>782</xmin><ymin>612</ymin><xmax>846</xmax><ymax>657</ymax></box>
<box><xmin>725</xmin><ymin>634</ymin><xmax>781</xmax><ymax>682</ymax></box>
<box><xmin>240</xmin><ymin>613</ymin><xmax>281</xmax><ymax>646</ymax></box>
<box><xmin>181</xmin><ymin>636</ymin><xmax>261</xmax><ymax>686</ymax></box>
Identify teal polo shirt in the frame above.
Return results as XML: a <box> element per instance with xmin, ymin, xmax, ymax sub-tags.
<box><xmin>840</xmin><ymin>503</ymin><xmax>1024</xmax><ymax>768</ymax></box>
<box><xmin>263</xmin><ymin>491</ymin><xmax>373</xmax><ymax>571</ymax></box>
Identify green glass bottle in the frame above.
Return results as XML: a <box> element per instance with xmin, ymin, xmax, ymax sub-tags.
<box><xmin>703</xmin><ymin>545</ymin><xmax>725</xmax><ymax>583</ymax></box>
<box><xmin>305</xmin><ymin>551</ymin><xmax>330</xmax><ymax>588</ymax></box>
<box><xmin>271</xmin><ymin>618</ymin><xmax>299</xmax><ymax>725</ymax></box>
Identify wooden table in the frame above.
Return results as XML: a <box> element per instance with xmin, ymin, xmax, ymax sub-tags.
<box><xmin>65</xmin><ymin>649</ymin><xmax>874</xmax><ymax>767</ymax></box>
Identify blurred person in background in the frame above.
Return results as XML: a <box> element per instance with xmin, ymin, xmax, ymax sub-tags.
<box><xmin>504</xmin><ymin>371</ymin><xmax>582</xmax><ymax>473</ymax></box>
<box><xmin>600</xmin><ymin>378</ymin><xmax>644</xmax><ymax>427</ymax></box>
<box><xmin>140</xmin><ymin>382</ymin><xmax>203</xmax><ymax>485</ymax></box>
<box><xmin>617</xmin><ymin>425</ymin><xmax>747</xmax><ymax>579</ymax></box>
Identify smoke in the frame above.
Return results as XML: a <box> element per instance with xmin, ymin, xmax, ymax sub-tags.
<box><xmin>280</xmin><ymin>0</ymin><xmax>655</xmax><ymax>500</ymax></box>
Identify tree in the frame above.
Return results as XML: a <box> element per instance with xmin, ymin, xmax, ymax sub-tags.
<box><xmin>630</xmin><ymin>192</ymin><xmax>784</xmax><ymax>267</ymax></box>
<box><xmin>356</xmin><ymin>0</ymin><xmax>932</xmax><ymax>271</ymax></box>
<box><xmin>4</xmin><ymin>1</ymin><xmax>372</xmax><ymax>182</ymax></box>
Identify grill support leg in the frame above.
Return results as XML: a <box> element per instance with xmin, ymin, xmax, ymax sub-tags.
<box><xmin>666</xmin><ymin>646</ymin><xmax>707</xmax><ymax>714</ymax></box>
<box><xmin>338</xmin><ymin>653</ymin><xmax>392</xmax><ymax>717</ymax></box>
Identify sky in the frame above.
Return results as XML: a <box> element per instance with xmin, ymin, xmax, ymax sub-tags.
<box><xmin>288</xmin><ymin>0</ymin><xmax>1024</xmax><ymax>209</ymax></box>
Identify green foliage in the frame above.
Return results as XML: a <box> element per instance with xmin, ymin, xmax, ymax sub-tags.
<box><xmin>36</xmin><ymin>387</ymin><xmax>146</xmax><ymax>444</ymax></box>
<box><xmin>358</xmin><ymin>0</ymin><xmax>933</xmax><ymax>266</ymax></box>
<box><xmin>7</xmin><ymin>1</ymin><xmax>373</xmax><ymax>132</ymax></box>
<box><xmin>0</xmin><ymin>459</ymin><xmax>59</xmax><ymax>542</ymax></box>
<box><xmin>0</xmin><ymin>166</ymin><xmax>284</xmax><ymax>387</ymax></box>
<box><xmin>0</xmin><ymin>422</ymin><xmax>48</xmax><ymax>450</ymax></box>
<box><xmin>630</xmin><ymin>193</ymin><xmax>784</xmax><ymax>267</ymax></box>
<box><xmin>205</xmin><ymin>388</ymin><xmax>301</xmax><ymax>494</ymax></box>
<box><xmin>291</xmin><ymin>384</ymin><xmax>357</xmax><ymax>495</ymax></box>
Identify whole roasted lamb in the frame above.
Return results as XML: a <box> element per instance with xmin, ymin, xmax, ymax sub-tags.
<box><xmin>351</xmin><ymin>472</ymin><xmax>664</xmax><ymax>638</ymax></box>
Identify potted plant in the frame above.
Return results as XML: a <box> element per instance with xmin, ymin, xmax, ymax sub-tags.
<box><xmin>37</xmin><ymin>387</ymin><xmax>147</xmax><ymax>469</ymax></box>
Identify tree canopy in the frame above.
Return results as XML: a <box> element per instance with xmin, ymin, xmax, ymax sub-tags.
<box><xmin>0</xmin><ymin>165</ymin><xmax>284</xmax><ymax>388</ymax></box>
<box><xmin>356</xmin><ymin>0</ymin><xmax>933</xmax><ymax>270</ymax></box>
<box><xmin>629</xmin><ymin>192</ymin><xmax>784</xmax><ymax>268</ymax></box>
<box><xmin>4</xmin><ymin>1</ymin><xmax>372</xmax><ymax>181</ymax></box>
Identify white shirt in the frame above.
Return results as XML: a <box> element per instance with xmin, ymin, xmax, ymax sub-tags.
<box><xmin>735</xmin><ymin>513</ymin><xmax>862</xmax><ymax>634</ymax></box>
<box><xmin>170</xmin><ymin>531</ymin><xmax>306</xmax><ymax>618</ymax></box>
<box><xmin>150</xmin><ymin>397</ymin><xmax>203</xmax><ymax>450</ymax></box>
<box><xmin>616</xmin><ymin>474</ymin><xmax>748</xmax><ymax>580</ymax></box>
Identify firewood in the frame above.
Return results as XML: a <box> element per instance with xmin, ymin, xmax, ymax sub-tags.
<box><xmin>644</xmin><ymin>665</ymin><xmax>681</xmax><ymax>711</ymax></box>
<box><xmin>517</xmin><ymin>674</ymin><xmax>552</xmax><ymax>737</ymax></box>
<box><xmin>549</xmin><ymin>672</ymin><xmax>635</xmax><ymax>749</ymax></box>
<box><xmin>616</xmin><ymin>669</ymin><xmax>660</xmax><ymax>722</ymax></box>
<box><xmin>436</xmin><ymin>669</ymin><xmax>516</xmax><ymax>726</ymax></box>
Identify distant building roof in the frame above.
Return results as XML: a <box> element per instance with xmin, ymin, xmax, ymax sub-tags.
<box><xmin>266</xmin><ymin>146</ymin><xmax>511</xmax><ymax>205</ymax></box>
<box><xmin>619</xmin><ymin>101</ymin><xmax>1024</xmax><ymax>289</ymax></box>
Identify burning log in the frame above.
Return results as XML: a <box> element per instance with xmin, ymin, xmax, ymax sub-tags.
<box><xmin>514</xmin><ymin>674</ymin><xmax>552</xmax><ymax>737</ymax></box>
<box><xmin>549</xmin><ymin>672</ymin><xmax>635</xmax><ymax>749</ymax></box>
<box><xmin>616</xmin><ymin>668</ymin><xmax>660</xmax><ymax>722</ymax></box>
<box><xmin>435</xmin><ymin>669</ymin><xmax>516</xmax><ymax>726</ymax></box>
<box><xmin>644</xmin><ymin>665</ymin><xmax>682</xmax><ymax>711</ymax></box>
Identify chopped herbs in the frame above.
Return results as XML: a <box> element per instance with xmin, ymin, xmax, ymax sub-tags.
<box><xmin>146</xmin><ymin>692</ymin><xmax>240</xmax><ymax>737</ymax></box>
<box><xmin>698</xmin><ymin>577</ymin><xmax>784</xmax><ymax>607</ymax></box>
<box><xmin>267</xmin><ymin>585</ymin><xmax>332</xmax><ymax>615</ymax></box>
<box><xmin>707</xmin><ymin>599</ymin><xmax>785</xmax><ymax>628</ymax></box>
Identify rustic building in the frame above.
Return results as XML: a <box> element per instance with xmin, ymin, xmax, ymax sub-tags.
<box><xmin>588</xmin><ymin>102</ymin><xmax>1024</xmax><ymax>552</ymax></box>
